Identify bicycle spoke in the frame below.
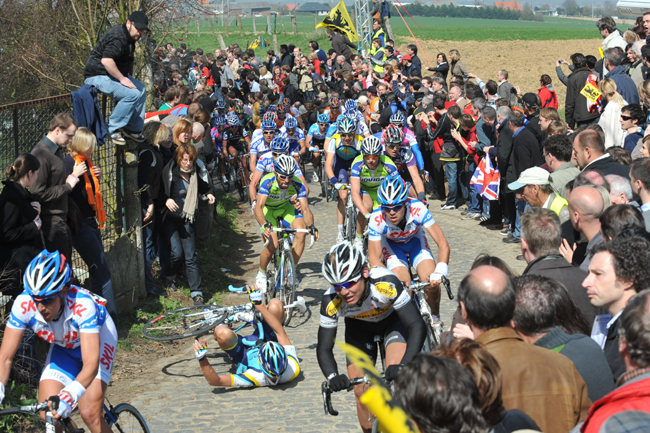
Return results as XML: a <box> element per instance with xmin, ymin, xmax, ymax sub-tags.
<box><xmin>142</xmin><ymin>305</ymin><xmax>226</xmax><ymax>341</ymax></box>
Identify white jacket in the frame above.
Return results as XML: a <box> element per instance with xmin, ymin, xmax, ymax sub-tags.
<box><xmin>598</xmin><ymin>99</ymin><xmax>627</xmax><ymax>149</ymax></box>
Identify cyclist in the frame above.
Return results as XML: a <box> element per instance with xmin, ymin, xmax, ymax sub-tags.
<box><xmin>388</xmin><ymin>112</ymin><xmax>425</xmax><ymax>171</ymax></box>
<box><xmin>234</xmin><ymin>100</ymin><xmax>255</xmax><ymax>133</ymax></box>
<box><xmin>192</xmin><ymin>285</ymin><xmax>300</xmax><ymax>387</ymax></box>
<box><xmin>326</xmin><ymin>96</ymin><xmax>342</xmax><ymax>123</ymax></box>
<box><xmin>251</xmin><ymin>111</ymin><xmax>278</xmax><ymax>143</ymax></box>
<box><xmin>279</xmin><ymin>115</ymin><xmax>306</xmax><ymax>161</ymax></box>
<box><xmin>367</xmin><ymin>175</ymin><xmax>450</xmax><ymax>330</ymax></box>
<box><xmin>250</xmin><ymin>137</ymin><xmax>309</xmax><ymax>208</ymax></box>
<box><xmin>324</xmin><ymin>112</ymin><xmax>371</xmax><ymax>153</ymax></box>
<box><xmin>318</xmin><ymin>241</ymin><xmax>426</xmax><ymax>433</ymax></box>
<box><xmin>223</xmin><ymin>113</ymin><xmax>251</xmax><ymax>181</ymax></box>
<box><xmin>305</xmin><ymin>113</ymin><xmax>330</xmax><ymax>183</ymax></box>
<box><xmin>213</xmin><ymin>99</ymin><xmax>227</xmax><ymax>119</ymax></box>
<box><xmin>325</xmin><ymin>117</ymin><xmax>364</xmax><ymax>243</ymax></box>
<box><xmin>350</xmin><ymin>136</ymin><xmax>398</xmax><ymax>248</ymax></box>
<box><xmin>0</xmin><ymin>250</ymin><xmax>117</xmax><ymax>433</ymax></box>
<box><xmin>212</xmin><ymin>116</ymin><xmax>230</xmax><ymax>187</ymax></box>
<box><xmin>254</xmin><ymin>155</ymin><xmax>318</xmax><ymax>289</ymax></box>
<box><xmin>343</xmin><ymin>99</ymin><xmax>366</xmax><ymax>127</ymax></box>
<box><xmin>249</xmin><ymin>117</ymin><xmax>276</xmax><ymax>172</ymax></box>
<box><xmin>276</xmin><ymin>103</ymin><xmax>288</xmax><ymax>128</ymax></box>
<box><xmin>382</xmin><ymin>125</ymin><xmax>427</xmax><ymax>202</ymax></box>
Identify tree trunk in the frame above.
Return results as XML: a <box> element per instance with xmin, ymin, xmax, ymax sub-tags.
<box><xmin>291</xmin><ymin>15</ymin><xmax>297</xmax><ymax>35</ymax></box>
<box><xmin>185</xmin><ymin>20</ymin><xmax>188</xmax><ymax>39</ymax></box>
<box><xmin>314</xmin><ymin>14</ymin><xmax>317</xmax><ymax>28</ymax></box>
<box><xmin>210</xmin><ymin>17</ymin><xmax>215</xmax><ymax>36</ymax></box>
<box><xmin>197</xmin><ymin>19</ymin><xmax>200</xmax><ymax>38</ymax></box>
<box><xmin>273</xmin><ymin>34</ymin><xmax>278</xmax><ymax>54</ymax></box>
<box><xmin>267</xmin><ymin>15</ymin><xmax>271</xmax><ymax>35</ymax></box>
<box><xmin>253</xmin><ymin>16</ymin><xmax>257</xmax><ymax>35</ymax></box>
<box><xmin>384</xmin><ymin>17</ymin><xmax>394</xmax><ymax>41</ymax></box>
<box><xmin>280</xmin><ymin>15</ymin><xmax>286</xmax><ymax>33</ymax></box>
<box><xmin>239</xmin><ymin>15</ymin><xmax>243</xmax><ymax>36</ymax></box>
<box><xmin>218</xmin><ymin>34</ymin><xmax>227</xmax><ymax>50</ymax></box>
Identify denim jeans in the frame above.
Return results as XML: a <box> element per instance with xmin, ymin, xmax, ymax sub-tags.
<box><xmin>513</xmin><ymin>199</ymin><xmax>530</xmax><ymax>239</ymax></box>
<box><xmin>72</xmin><ymin>218</ymin><xmax>117</xmax><ymax>321</ymax></box>
<box><xmin>444</xmin><ymin>160</ymin><xmax>462</xmax><ymax>207</ymax></box>
<box><xmin>161</xmin><ymin>217</ymin><xmax>203</xmax><ymax>298</ymax></box>
<box><xmin>467</xmin><ymin>162</ymin><xmax>482</xmax><ymax>214</ymax></box>
<box><xmin>142</xmin><ymin>205</ymin><xmax>156</xmax><ymax>294</ymax></box>
<box><xmin>84</xmin><ymin>74</ymin><xmax>147</xmax><ymax>134</ymax></box>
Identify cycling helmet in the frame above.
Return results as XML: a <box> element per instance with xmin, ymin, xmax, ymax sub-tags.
<box><xmin>282</xmin><ymin>98</ymin><xmax>291</xmax><ymax>106</ymax></box>
<box><xmin>378</xmin><ymin>174</ymin><xmax>409</xmax><ymax>206</ymax></box>
<box><xmin>317</xmin><ymin>113</ymin><xmax>331</xmax><ymax>124</ymax></box>
<box><xmin>227</xmin><ymin>113</ymin><xmax>240</xmax><ymax>127</ymax></box>
<box><xmin>261</xmin><ymin>118</ymin><xmax>276</xmax><ymax>130</ymax></box>
<box><xmin>24</xmin><ymin>250</ymin><xmax>73</xmax><ymax>299</ymax></box>
<box><xmin>216</xmin><ymin>100</ymin><xmax>227</xmax><ymax>110</ymax></box>
<box><xmin>277</xmin><ymin>103</ymin><xmax>287</xmax><ymax>114</ymax></box>
<box><xmin>215</xmin><ymin>116</ymin><xmax>227</xmax><ymax>127</ymax></box>
<box><xmin>267</xmin><ymin>105</ymin><xmax>278</xmax><ymax>113</ymax></box>
<box><xmin>234</xmin><ymin>104</ymin><xmax>245</xmax><ymax>115</ymax></box>
<box><xmin>390</xmin><ymin>111</ymin><xmax>405</xmax><ymax>126</ymax></box>
<box><xmin>284</xmin><ymin>116</ymin><xmax>298</xmax><ymax>129</ymax></box>
<box><xmin>263</xmin><ymin>111</ymin><xmax>278</xmax><ymax>123</ymax></box>
<box><xmin>384</xmin><ymin>124</ymin><xmax>404</xmax><ymax>145</ymax></box>
<box><xmin>344</xmin><ymin>99</ymin><xmax>357</xmax><ymax>111</ymax></box>
<box><xmin>338</xmin><ymin>117</ymin><xmax>357</xmax><ymax>135</ymax></box>
<box><xmin>259</xmin><ymin>341</ymin><xmax>288</xmax><ymax>381</ymax></box>
<box><xmin>361</xmin><ymin>136</ymin><xmax>382</xmax><ymax>156</ymax></box>
<box><xmin>322</xmin><ymin>241</ymin><xmax>366</xmax><ymax>285</ymax></box>
<box><xmin>270</xmin><ymin>137</ymin><xmax>290</xmax><ymax>153</ymax></box>
<box><xmin>274</xmin><ymin>154</ymin><xmax>297</xmax><ymax>176</ymax></box>
<box><xmin>343</xmin><ymin>111</ymin><xmax>357</xmax><ymax>120</ymax></box>
<box><xmin>329</xmin><ymin>97</ymin><xmax>341</xmax><ymax>108</ymax></box>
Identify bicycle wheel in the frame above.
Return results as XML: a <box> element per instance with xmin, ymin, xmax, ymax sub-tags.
<box><xmin>237</xmin><ymin>168</ymin><xmax>246</xmax><ymax>201</ymax></box>
<box><xmin>345</xmin><ymin>204</ymin><xmax>356</xmax><ymax>244</ymax></box>
<box><xmin>142</xmin><ymin>305</ymin><xmax>226</xmax><ymax>341</ymax></box>
<box><xmin>108</xmin><ymin>403</ymin><xmax>150</xmax><ymax>433</ymax></box>
<box><xmin>372</xmin><ymin>418</ymin><xmax>380</xmax><ymax>433</ymax></box>
<box><xmin>279</xmin><ymin>252</ymin><xmax>296</xmax><ymax>326</ymax></box>
<box><xmin>421</xmin><ymin>313</ymin><xmax>439</xmax><ymax>352</ymax></box>
<box><xmin>263</xmin><ymin>252</ymin><xmax>278</xmax><ymax>306</ymax></box>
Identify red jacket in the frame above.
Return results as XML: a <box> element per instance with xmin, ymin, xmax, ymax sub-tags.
<box><xmin>581</xmin><ymin>374</ymin><xmax>650</xmax><ymax>433</ymax></box>
<box><xmin>538</xmin><ymin>85</ymin><xmax>558</xmax><ymax>109</ymax></box>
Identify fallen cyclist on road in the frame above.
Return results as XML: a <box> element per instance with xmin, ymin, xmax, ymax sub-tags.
<box><xmin>0</xmin><ymin>249</ymin><xmax>118</xmax><ymax>433</ymax></box>
<box><xmin>193</xmin><ymin>285</ymin><xmax>300</xmax><ymax>387</ymax></box>
<box><xmin>317</xmin><ymin>241</ymin><xmax>426</xmax><ymax>433</ymax></box>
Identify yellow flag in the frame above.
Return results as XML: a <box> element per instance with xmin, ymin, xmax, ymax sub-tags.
<box><xmin>316</xmin><ymin>0</ymin><xmax>360</xmax><ymax>43</ymax></box>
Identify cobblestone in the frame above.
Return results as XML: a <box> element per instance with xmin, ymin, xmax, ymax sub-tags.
<box><xmin>110</xmin><ymin>180</ymin><xmax>527</xmax><ymax>432</ymax></box>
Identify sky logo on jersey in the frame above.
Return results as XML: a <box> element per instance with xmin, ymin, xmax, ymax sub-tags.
<box><xmin>20</xmin><ymin>300</ymin><xmax>37</xmax><ymax>315</ymax></box>
<box><xmin>37</xmin><ymin>329</ymin><xmax>54</xmax><ymax>343</ymax></box>
<box><xmin>374</xmin><ymin>282</ymin><xmax>396</xmax><ymax>298</ymax></box>
<box><xmin>100</xmin><ymin>343</ymin><xmax>115</xmax><ymax>371</ymax></box>
<box><xmin>326</xmin><ymin>296</ymin><xmax>344</xmax><ymax>316</ymax></box>
<box><xmin>410</xmin><ymin>206</ymin><xmax>421</xmax><ymax>218</ymax></box>
<box><xmin>71</xmin><ymin>303</ymin><xmax>87</xmax><ymax>318</ymax></box>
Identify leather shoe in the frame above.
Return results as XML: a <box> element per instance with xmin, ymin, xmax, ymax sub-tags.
<box><xmin>502</xmin><ymin>236</ymin><xmax>521</xmax><ymax>244</ymax></box>
<box><xmin>516</xmin><ymin>255</ymin><xmax>525</xmax><ymax>261</ymax></box>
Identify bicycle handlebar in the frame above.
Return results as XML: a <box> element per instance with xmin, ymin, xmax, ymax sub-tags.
<box><xmin>405</xmin><ymin>277</ymin><xmax>453</xmax><ymax>300</ymax></box>
<box><xmin>0</xmin><ymin>397</ymin><xmax>84</xmax><ymax>433</ymax></box>
<box><xmin>322</xmin><ymin>377</ymin><xmax>369</xmax><ymax>416</ymax></box>
<box><xmin>262</xmin><ymin>227</ymin><xmax>315</xmax><ymax>249</ymax></box>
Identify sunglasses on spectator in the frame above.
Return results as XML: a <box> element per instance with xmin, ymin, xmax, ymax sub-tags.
<box><xmin>621</xmin><ymin>115</ymin><xmax>633</xmax><ymax>121</ymax></box>
<box><xmin>382</xmin><ymin>204</ymin><xmax>405</xmax><ymax>213</ymax></box>
<box><xmin>334</xmin><ymin>274</ymin><xmax>362</xmax><ymax>291</ymax></box>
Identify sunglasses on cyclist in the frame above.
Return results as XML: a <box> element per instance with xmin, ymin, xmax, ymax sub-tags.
<box><xmin>263</xmin><ymin>130</ymin><xmax>275</xmax><ymax>135</ymax></box>
<box><xmin>286</xmin><ymin>128</ymin><xmax>295</xmax><ymax>132</ymax></box>
<box><xmin>275</xmin><ymin>173</ymin><xmax>291</xmax><ymax>181</ymax></box>
<box><xmin>32</xmin><ymin>294</ymin><xmax>58</xmax><ymax>305</ymax></box>
<box><xmin>341</xmin><ymin>133</ymin><xmax>353</xmax><ymax>138</ymax></box>
<box><xmin>386</xmin><ymin>143</ymin><xmax>400</xmax><ymax>149</ymax></box>
<box><xmin>382</xmin><ymin>204</ymin><xmax>405</xmax><ymax>213</ymax></box>
<box><xmin>318</xmin><ymin>123</ymin><xmax>328</xmax><ymax>127</ymax></box>
<box><xmin>363</xmin><ymin>155</ymin><xmax>379</xmax><ymax>160</ymax></box>
<box><xmin>620</xmin><ymin>115</ymin><xmax>633</xmax><ymax>121</ymax></box>
<box><xmin>334</xmin><ymin>274</ymin><xmax>362</xmax><ymax>291</ymax></box>
<box><xmin>271</xmin><ymin>151</ymin><xmax>287</xmax><ymax>157</ymax></box>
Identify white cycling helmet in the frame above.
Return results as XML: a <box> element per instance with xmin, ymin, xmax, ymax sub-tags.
<box><xmin>322</xmin><ymin>241</ymin><xmax>366</xmax><ymax>285</ymax></box>
<box><xmin>274</xmin><ymin>154</ymin><xmax>298</xmax><ymax>177</ymax></box>
<box><xmin>361</xmin><ymin>136</ymin><xmax>382</xmax><ymax>156</ymax></box>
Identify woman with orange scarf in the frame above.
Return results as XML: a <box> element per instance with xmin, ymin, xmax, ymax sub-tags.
<box><xmin>64</xmin><ymin>127</ymin><xmax>116</xmax><ymax>321</ymax></box>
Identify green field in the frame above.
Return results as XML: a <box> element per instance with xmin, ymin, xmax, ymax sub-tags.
<box><xmin>158</xmin><ymin>14</ymin><xmax>600</xmax><ymax>52</ymax></box>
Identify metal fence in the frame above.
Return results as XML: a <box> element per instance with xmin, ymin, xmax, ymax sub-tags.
<box><xmin>0</xmin><ymin>93</ymin><xmax>124</xmax><ymax>283</ymax></box>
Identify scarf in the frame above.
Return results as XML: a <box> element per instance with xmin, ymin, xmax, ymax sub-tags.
<box><xmin>73</xmin><ymin>155</ymin><xmax>106</xmax><ymax>229</ymax></box>
<box><xmin>162</xmin><ymin>161</ymin><xmax>199</xmax><ymax>223</ymax></box>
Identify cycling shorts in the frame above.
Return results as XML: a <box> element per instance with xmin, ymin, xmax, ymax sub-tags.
<box><xmin>223</xmin><ymin>321</ymin><xmax>278</xmax><ymax>365</ymax></box>
<box><xmin>333</xmin><ymin>158</ymin><xmax>354</xmax><ymax>185</ymax></box>
<box><xmin>40</xmin><ymin>316</ymin><xmax>117</xmax><ymax>386</ymax></box>
<box><xmin>360</xmin><ymin>189</ymin><xmax>381</xmax><ymax>211</ymax></box>
<box><xmin>381</xmin><ymin>229</ymin><xmax>434</xmax><ymax>271</ymax></box>
<box><xmin>227</xmin><ymin>141</ymin><xmax>246</xmax><ymax>155</ymax></box>
<box><xmin>263</xmin><ymin>202</ymin><xmax>303</xmax><ymax>227</ymax></box>
<box><xmin>399</xmin><ymin>167</ymin><xmax>414</xmax><ymax>184</ymax></box>
<box><xmin>344</xmin><ymin>312</ymin><xmax>408</xmax><ymax>366</ymax></box>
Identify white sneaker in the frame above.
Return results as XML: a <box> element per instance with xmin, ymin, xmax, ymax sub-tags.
<box><xmin>354</xmin><ymin>237</ymin><xmax>364</xmax><ymax>250</ymax></box>
<box><xmin>312</xmin><ymin>172</ymin><xmax>319</xmax><ymax>183</ymax></box>
<box><xmin>256</xmin><ymin>270</ymin><xmax>267</xmax><ymax>292</ymax></box>
<box><xmin>110</xmin><ymin>132</ymin><xmax>126</xmax><ymax>146</ymax></box>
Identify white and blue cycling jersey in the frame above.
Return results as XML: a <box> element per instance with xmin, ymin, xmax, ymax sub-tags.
<box><xmin>7</xmin><ymin>286</ymin><xmax>117</xmax><ymax>385</ymax></box>
<box><xmin>250</xmin><ymin>136</ymin><xmax>271</xmax><ymax>158</ymax></box>
<box><xmin>255</xmin><ymin>153</ymin><xmax>305</xmax><ymax>177</ymax></box>
<box><xmin>307</xmin><ymin>124</ymin><xmax>328</xmax><ymax>148</ymax></box>
<box><xmin>230</xmin><ymin>345</ymin><xmax>300</xmax><ymax>387</ymax></box>
<box><xmin>279</xmin><ymin>126</ymin><xmax>305</xmax><ymax>154</ymax></box>
<box><xmin>368</xmin><ymin>198</ymin><xmax>434</xmax><ymax>244</ymax></box>
<box><xmin>403</xmin><ymin>129</ymin><xmax>424</xmax><ymax>170</ymax></box>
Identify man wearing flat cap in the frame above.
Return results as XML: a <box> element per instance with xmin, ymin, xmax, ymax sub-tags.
<box><xmin>84</xmin><ymin>11</ymin><xmax>150</xmax><ymax>146</ymax></box>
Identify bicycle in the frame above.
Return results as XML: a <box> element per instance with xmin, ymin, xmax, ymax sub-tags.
<box><xmin>0</xmin><ymin>395</ymin><xmax>150</xmax><ymax>433</ymax></box>
<box><xmin>320</xmin><ymin>156</ymin><xmax>331</xmax><ymax>201</ymax></box>
<box><xmin>261</xmin><ymin>218</ymin><xmax>315</xmax><ymax>326</ymax></box>
<box><xmin>332</xmin><ymin>184</ymin><xmax>357</xmax><ymax>244</ymax></box>
<box><xmin>229</xmin><ymin>153</ymin><xmax>250</xmax><ymax>202</ymax></box>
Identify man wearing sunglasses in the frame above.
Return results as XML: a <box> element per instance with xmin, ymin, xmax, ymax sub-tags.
<box><xmin>367</xmin><ymin>175</ymin><xmax>450</xmax><ymax>332</ymax></box>
<box><xmin>249</xmin><ymin>137</ymin><xmax>309</xmax><ymax>209</ymax></box>
<box><xmin>249</xmin><ymin>118</ymin><xmax>276</xmax><ymax>172</ymax></box>
<box><xmin>350</xmin><ymin>136</ymin><xmax>398</xmax><ymax>248</ymax></box>
<box><xmin>254</xmin><ymin>155</ymin><xmax>318</xmax><ymax>289</ymax></box>
<box><xmin>318</xmin><ymin>241</ymin><xmax>426</xmax><ymax>433</ymax></box>
<box><xmin>279</xmin><ymin>115</ymin><xmax>306</xmax><ymax>162</ymax></box>
<box><xmin>382</xmin><ymin>124</ymin><xmax>427</xmax><ymax>204</ymax></box>
<box><xmin>326</xmin><ymin>117</ymin><xmax>365</xmax><ymax>243</ymax></box>
<box><xmin>305</xmin><ymin>113</ymin><xmax>331</xmax><ymax>183</ymax></box>
<box><xmin>0</xmin><ymin>250</ymin><xmax>117</xmax><ymax>432</ymax></box>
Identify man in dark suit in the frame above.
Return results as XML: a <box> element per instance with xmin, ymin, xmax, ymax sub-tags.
<box><xmin>497</xmin><ymin>107</ymin><xmax>516</xmax><ymax>236</ymax></box>
<box><xmin>573</xmin><ymin>130</ymin><xmax>630</xmax><ymax>179</ymax></box>
<box><xmin>504</xmin><ymin>110</ymin><xmax>544</xmax><ymax>243</ymax></box>
<box><xmin>520</xmin><ymin>207</ymin><xmax>600</xmax><ymax>324</ymax></box>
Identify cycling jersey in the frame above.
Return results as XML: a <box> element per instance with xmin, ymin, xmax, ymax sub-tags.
<box><xmin>319</xmin><ymin>267</ymin><xmax>411</xmax><ymax>328</ymax></box>
<box><xmin>255</xmin><ymin>154</ymin><xmax>304</xmax><ymax>178</ymax></box>
<box><xmin>223</xmin><ymin>128</ymin><xmax>249</xmax><ymax>146</ymax></box>
<box><xmin>350</xmin><ymin>154</ymin><xmax>398</xmax><ymax>193</ymax></box>
<box><xmin>8</xmin><ymin>286</ymin><xmax>117</xmax><ymax>385</ymax></box>
<box><xmin>279</xmin><ymin>127</ymin><xmax>305</xmax><ymax>154</ymax></box>
<box><xmin>383</xmin><ymin>146</ymin><xmax>415</xmax><ymax>174</ymax></box>
<box><xmin>251</xmin><ymin>128</ymin><xmax>263</xmax><ymax>143</ymax></box>
<box><xmin>239</xmin><ymin>114</ymin><xmax>255</xmax><ymax>132</ymax></box>
<box><xmin>368</xmin><ymin>198</ymin><xmax>434</xmax><ymax>243</ymax></box>
<box><xmin>230</xmin><ymin>345</ymin><xmax>300</xmax><ymax>387</ymax></box>
<box><xmin>250</xmin><ymin>136</ymin><xmax>271</xmax><ymax>157</ymax></box>
<box><xmin>258</xmin><ymin>173</ymin><xmax>307</xmax><ymax>209</ymax></box>
<box><xmin>327</xmin><ymin>134</ymin><xmax>363</xmax><ymax>161</ymax></box>
<box><xmin>307</xmin><ymin>124</ymin><xmax>328</xmax><ymax>148</ymax></box>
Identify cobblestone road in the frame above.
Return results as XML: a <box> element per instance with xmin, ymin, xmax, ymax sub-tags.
<box><xmin>119</xmin><ymin>180</ymin><xmax>527</xmax><ymax>432</ymax></box>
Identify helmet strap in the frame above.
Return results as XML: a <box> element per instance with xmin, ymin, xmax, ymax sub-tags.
<box><xmin>53</xmin><ymin>293</ymin><xmax>65</xmax><ymax>321</ymax></box>
<box><xmin>358</xmin><ymin>277</ymin><xmax>370</xmax><ymax>306</ymax></box>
